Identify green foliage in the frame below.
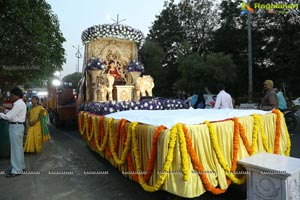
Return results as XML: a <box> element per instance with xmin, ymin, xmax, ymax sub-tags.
<box><xmin>62</xmin><ymin>72</ymin><xmax>82</xmax><ymax>89</ymax></box>
<box><xmin>0</xmin><ymin>0</ymin><xmax>65</xmax><ymax>88</ymax></box>
<box><xmin>140</xmin><ymin>40</ymin><xmax>173</xmax><ymax>97</ymax></box>
<box><xmin>174</xmin><ymin>53</ymin><xmax>237</xmax><ymax>93</ymax></box>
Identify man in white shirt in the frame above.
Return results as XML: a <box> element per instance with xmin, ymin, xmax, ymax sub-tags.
<box><xmin>214</xmin><ymin>83</ymin><xmax>233</xmax><ymax>109</ymax></box>
<box><xmin>0</xmin><ymin>87</ymin><xmax>27</xmax><ymax>177</ymax></box>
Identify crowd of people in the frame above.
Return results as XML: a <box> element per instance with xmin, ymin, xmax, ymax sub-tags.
<box><xmin>184</xmin><ymin>79</ymin><xmax>290</xmax><ymax>111</ymax></box>
<box><xmin>0</xmin><ymin>87</ymin><xmax>50</xmax><ymax>178</ymax></box>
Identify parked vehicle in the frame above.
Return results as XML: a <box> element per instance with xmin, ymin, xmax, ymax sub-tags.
<box><xmin>203</xmin><ymin>94</ymin><xmax>217</xmax><ymax>109</ymax></box>
<box><xmin>292</xmin><ymin>97</ymin><xmax>300</xmax><ymax>106</ymax></box>
<box><xmin>283</xmin><ymin>106</ymin><xmax>300</xmax><ymax>132</ymax></box>
<box><xmin>47</xmin><ymin>83</ymin><xmax>77</xmax><ymax>127</ymax></box>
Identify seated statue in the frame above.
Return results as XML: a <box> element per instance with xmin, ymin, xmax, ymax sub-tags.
<box><xmin>107</xmin><ymin>60</ymin><xmax>126</xmax><ymax>85</ymax></box>
<box><xmin>108</xmin><ymin>60</ymin><xmax>121</xmax><ymax>79</ymax></box>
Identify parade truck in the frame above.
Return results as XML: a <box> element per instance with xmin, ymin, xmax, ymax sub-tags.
<box><xmin>47</xmin><ymin>82</ymin><xmax>77</xmax><ymax>127</ymax></box>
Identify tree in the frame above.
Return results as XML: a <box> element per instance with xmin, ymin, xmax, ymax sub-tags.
<box><xmin>144</xmin><ymin>0</ymin><xmax>220</xmax><ymax>97</ymax></box>
<box><xmin>0</xmin><ymin>0</ymin><xmax>65</xmax><ymax>89</ymax></box>
<box><xmin>174</xmin><ymin>53</ymin><xmax>237</xmax><ymax>94</ymax></box>
<box><xmin>140</xmin><ymin>40</ymin><xmax>167</xmax><ymax>96</ymax></box>
<box><xmin>62</xmin><ymin>72</ymin><xmax>82</xmax><ymax>89</ymax></box>
<box><xmin>213</xmin><ymin>0</ymin><xmax>300</xmax><ymax>98</ymax></box>
<box><xmin>178</xmin><ymin>0</ymin><xmax>219</xmax><ymax>55</ymax></box>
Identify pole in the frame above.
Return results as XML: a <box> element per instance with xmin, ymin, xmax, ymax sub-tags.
<box><xmin>247</xmin><ymin>0</ymin><xmax>253</xmax><ymax>103</ymax></box>
<box><xmin>73</xmin><ymin>45</ymin><xmax>82</xmax><ymax>73</ymax></box>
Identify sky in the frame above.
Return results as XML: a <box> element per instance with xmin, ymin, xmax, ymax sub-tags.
<box><xmin>46</xmin><ymin>0</ymin><xmax>179</xmax><ymax>78</ymax></box>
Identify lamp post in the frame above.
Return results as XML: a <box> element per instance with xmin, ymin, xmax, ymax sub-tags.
<box><xmin>247</xmin><ymin>0</ymin><xmax>253</xmax><ymax>103</ymax></box>
<box><xmin>73</xmin><ymin>45</ymin><xmax>82</xmax><ymax>73</ymax></box>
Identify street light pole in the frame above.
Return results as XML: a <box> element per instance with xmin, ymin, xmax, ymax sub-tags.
<box><xmin>73</xmin><ymin>45</ymin><xmax>82</xmax><ymax>73</ymax></box>
<box><xmin>247</xmin><ymin>0</ymin><xmax>253</xmax><ymax>103</ymax></box>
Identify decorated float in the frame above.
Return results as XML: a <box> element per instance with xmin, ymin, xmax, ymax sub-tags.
<box><xmin>77</xmin><ymin>23</ymin><xmax>291</xmax><ymax>198</ymax></box>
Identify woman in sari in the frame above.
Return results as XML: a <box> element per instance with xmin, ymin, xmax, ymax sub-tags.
<box><xmin>24</xmin><ymin>96</ymin><xmax>50</xmax><ymax>153</ymax></box>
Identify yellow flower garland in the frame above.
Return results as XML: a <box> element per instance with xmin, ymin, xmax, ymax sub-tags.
<box><xmin>132</xmin><ymin>122</ymin><xmax>177</xmax><ymax>192</ymax></box>
<box><xmin>79</xmin><ymin>110</ymin><xmax>290</xmax><ymax>194</ymax></box>
<box><xmin>83</xmin><ymin>112</ymin><xmax>89</xmax><ymax>140</ymax></box>
<box><xmin>86</xmin><ymin>115</ymin><xmax>95</xmax><ymax>142</ymax></box>
<box><xmin>256</xmin><ymin>114</ymin><xmax>272</xmax><ymax>153</ymax></box>
<box><xmin>251</xmin><ymin>114</ymin><xmax>259</xmax><ymax>154</ymax></box>
<box><xmin>204</xmin><ymin>120</ymin><xmax>246</xmax><ymax>184</ymax></box>
<box><xmin>177</xmin><ymin>123</ymin><xmax>190</xmax><ymax>181</ymax></box>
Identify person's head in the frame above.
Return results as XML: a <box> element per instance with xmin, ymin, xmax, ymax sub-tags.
<box><xmin>108</xmin><ymin>60</ymin><xmax>116</xmax><ymax>68</ymax></box>
<box><xmin>263</xmin><ymin>80</ymin><xmax>273</xmax><ymax>91</ymax></box>
<box><xmin>31</xmin><ymin>96</ymin><xmax>39</xmax><ymax>105</ymax></box>
<box><xmin>10</xmin><ymin>87</ymin><xmax>23</xmax><ymax>102</ymax></box>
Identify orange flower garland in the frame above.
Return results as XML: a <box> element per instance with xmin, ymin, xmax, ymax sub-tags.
<box><xmin>132</xmin><ymin>122</ymin><xmax>177</xmax><ymax>192</ymax></box>
<box><xmin>205</xmin><ymin>120</ymin><xmax>246</xmax><ymax>184</ymax></box>
<box><xmin>114</xmin><ymin>119</ymin><xmax>127</xmax><ymax>152</ymax></box>
<box><xmin>109</xmin><ymin>118</ymin><xmax>132</xmax><ymax>165</ymax></box>
<box><xmin>78</xmin><ymin>111</ymin><xmax>85</xmax><ymax>135</ymax></box>
<box><xmin>78</xmin><ymin>109</ymin><xmax>289</xmax><ymax>195</ymax></box>
<box><xmin>87</xmin><ymin>114</ymin><xmax>94</xmax><ymax>142</ymax></box>
<box><xmin>231</xmin><ymin>118</ymin><xmax>239</xmax><ymax>172</ymax></box>
<box><xmin>94</xmin><ymin>116</ymin><xmax>109</xmax><ymax>152</ymax></box>
<box><xmin>238</xmin><ymin>120</ymin><xmax>253</xmax><ymax>155</ymax></box>
<box><xmin>272</xmin><ymin>109</ymin><xmax>281</xmax><ymax>154</ymax></box>
<box><xmin>182</xmin><ymin>125</ymin><xmax>230</xmax><ymax>194</ymax></box>
<box><xmin>143</xmin><ymin>125</ymin><xmax>166</xmax><ymax>183</ymax></box>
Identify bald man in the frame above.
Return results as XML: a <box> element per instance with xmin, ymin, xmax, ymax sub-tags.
<box><xmin>260</xmin><ymin>80</ymin><xmax>278</xmax><ymax>110</ymax></box>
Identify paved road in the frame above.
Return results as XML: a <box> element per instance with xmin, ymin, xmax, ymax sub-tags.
<box><xmin>0</xmin><ymin>120</ymin><xmax>299</xmax><ymax>200</ymax></box>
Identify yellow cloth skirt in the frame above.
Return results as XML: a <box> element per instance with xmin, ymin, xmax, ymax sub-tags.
<box><xmin>24</xmin><ymin>122</ymin><xmax>43</xmax><ymax>153</ymax></box>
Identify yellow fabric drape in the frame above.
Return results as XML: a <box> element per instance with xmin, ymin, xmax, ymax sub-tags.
<box><xmin>79</xmin><ymin>111</ymin><xmax>290</xmax><ymax>198</ymax></box>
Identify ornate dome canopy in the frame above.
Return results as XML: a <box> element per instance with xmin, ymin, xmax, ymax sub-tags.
<box><xmin>81</xmin><ymin>23</ymin><xmax>145</xmax><ymax>49</ymax></box>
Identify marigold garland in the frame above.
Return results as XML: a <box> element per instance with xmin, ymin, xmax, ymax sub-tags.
<box><xmin>127</xmin><ymin>154</ymin><xmax>139</xmax><ymax>182</ymax></box>
<box><xmin>114</xmin><ymin>119</ymin><xmax>127</xmax><ymax>153</ymax></box>
<box><xmin>251</xmin><ymin>114</ymin><xmax>259</xmax><ymax>154</ymax></box>
<box><xmin>87</xmin><ymin>115</ymin><xmax>95</xmax><ymax>142</ymax></box>
<box><xmin>109</xmin><ymin>118</ymin><xmax>133</xmax><ymax>165</ymax></box>
<box><xmin>238</xmin><ymin>118</ymin><xmax>253</xmax><ymax>155</ymax></box>
<box><xmin>132</xmin><ymin>122</ymin><xmax>177</xmax><ymax>192</ymax></box>
<box><xmin>255</xmin><ymin>114</ymin><xmax>271</xmax><ymax>153</ymax></box>
<box><xmin>143</xmin><ymin>125</ymin><xmax>166</xmax><ymax>183</ymax></box>
<box><xmin>205</xmin><ymin>120</ymin><xmax>246</xmax><ymax>184</ymax></box>
<box><xmin>78</xmin><ymin>111</ymin><xmax>84</xmax><ymax>135</ymax></box>
<box><xmin>205</xmin><ymin>121</ymin><xmax>231</xmax><ymax>172</ymax></box>
<box><xmin>182</xmin><ymin>124</ymin><xmax>230</xmax><ymax>194</ymax></box>
<box><xmin>232</xmin><ymin>118</ymin><xmax>239</xmax><ymax>171</ymax></box>
<box><xmin>177</xmin><ymin>123</ymin><xmax>190</xmax><ymax>181</ymax></box>
<box><xmin>78</xmin><ymin>110</ymin><xmax>290</xmax><ymax>195</ymax></box>
<box><xmin>272</xmin><ymin>109</ymin><xmax>281</xmax><ymax>154</ymax></box>
<box><xmin>94</xmin><ymin>116</ymin><xmax>110</xmax><ymax>152</ymax></box>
